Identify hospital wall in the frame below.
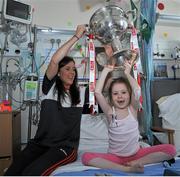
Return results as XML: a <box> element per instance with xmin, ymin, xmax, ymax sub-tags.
<box><xmin>0</xmin><ymin>0</ymin><xmax>180</xmax><ymax>144</ymax></box>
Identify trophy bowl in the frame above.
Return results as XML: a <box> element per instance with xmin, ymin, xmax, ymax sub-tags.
<box><xmin>89</xmin><ymin>5</ymin><xmax>129</xmax><ymax>44</ymax></box>
<box><xmin>89</xmin><ymin>5</ymin><xmax>138</xmax><ymax>69</ymax></box>
<box><xmin>96</xmin><ymin>48</ymin><xmax>138</xmax><ymax>70</ymax></box>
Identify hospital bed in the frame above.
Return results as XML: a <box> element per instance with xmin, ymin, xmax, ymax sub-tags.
<box><xmin>51</xmin><ymin>113</ymin><xmax>180</xmax><ymax>176</ymax></box>
<box><xmin>48</xmin><ymin>79</ymin><xmax>180</xmax><ymax>175</ymax></box>
<box><xmin>151</xmin><ymin>79</ymin><xmax>180</xmax><ymax>156</ymax></box>
<box><xmin>151</xmin><ymin>79</ymin><xmax>180</xmax><ymax>128</ymax></box>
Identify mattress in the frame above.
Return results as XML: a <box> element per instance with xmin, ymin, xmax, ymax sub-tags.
<box><xmin>51</xmin><ymin>114</ymin><xmax>180</xmax><ymax>176</ymax></box>
<box><xmin>51</xmin><ymin>155</ymin><xmax>180</xmax><ymax>176</ymax></box>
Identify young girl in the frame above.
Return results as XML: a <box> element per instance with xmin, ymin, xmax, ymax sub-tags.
<box><xmin>82</xmin><ymin>52</ymin><xmax>176</xmax><ymax>173</ymax></box>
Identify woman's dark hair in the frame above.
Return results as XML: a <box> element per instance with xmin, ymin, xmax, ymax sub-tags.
<box><xmin>54</xmin><ymin>56</ymin><xmax>80</xmax><ymax>108</ymax></box>
<box><xmin>108</xmin><ymin>77</ymin><xmax>132</xmax><ymax>105</ymax></box>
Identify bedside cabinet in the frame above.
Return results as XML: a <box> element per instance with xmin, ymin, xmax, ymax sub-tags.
<box><xmin>0</xmin><ymin>111</ymin><xmax>21</xmax><ymax>175</ymax></box>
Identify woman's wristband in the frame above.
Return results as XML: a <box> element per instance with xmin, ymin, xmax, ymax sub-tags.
<box><xmin>73</xmin><ymin>35</ymin><xmax>80</xmax><ymax>40</ymax></box>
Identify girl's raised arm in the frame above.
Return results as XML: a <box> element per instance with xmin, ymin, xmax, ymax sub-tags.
<box><xmin>95</xmin><ymin>66</ymin><xmax>114</xmax><ymax>117</ymax></box>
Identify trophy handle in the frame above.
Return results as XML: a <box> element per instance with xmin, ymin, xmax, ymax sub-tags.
<box><xmin>125</xmin><ymin>9</ymin><xmax>137</xmax><ymax>24</ymax></box>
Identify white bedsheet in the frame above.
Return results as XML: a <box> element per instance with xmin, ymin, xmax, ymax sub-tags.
<box><xmin>51</xmin><ymin>113</ymin><xmax>150</xmax><ymax>175</ymax></box>
<box><xmin>52</xmin><ymin>114</ymin><xmax>108</xmax><ymax>175</ymax></box>
<box><xmin>156</xmin><ymin>93</ymin><xmax>180</xmax><ymax>156</ymax></box>
<box><xmin>51</xmin><ymin>149</ymin><xmax>103</xmax><ymax>175</ymax></box>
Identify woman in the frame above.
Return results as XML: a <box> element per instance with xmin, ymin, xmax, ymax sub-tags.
<box><xmin>4</xmin><ymin>24</ymin><xmax>86</xmax><ymax>176</ymax></box>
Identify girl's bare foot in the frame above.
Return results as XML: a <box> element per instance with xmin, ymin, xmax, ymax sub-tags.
<box><xmin>124</xmin><ymin>163</ymin><xmax>144</xmax><ymax>173</ymax></box>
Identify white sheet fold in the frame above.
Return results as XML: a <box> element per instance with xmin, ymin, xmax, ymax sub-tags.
<box><xmin>157</xmin><ymin>93</ymin><xmax>180</xmax><ymax>127</ymax></box>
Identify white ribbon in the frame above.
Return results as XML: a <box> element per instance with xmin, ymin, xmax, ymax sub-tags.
<box><xmin>88</xmin><ymin>36</ymin><xmax>97</xmax><ymax>113</ymax></box>
<box><xmin>130</xmin><ymin>27</ymin><xmax>143</xmax><ymax>110</ymax></box>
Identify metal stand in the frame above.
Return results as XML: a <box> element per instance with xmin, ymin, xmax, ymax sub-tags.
<box><xmin>27</xmin><ymin>102</ymin><xmax>33</xmax><ymax>141</ymax></box>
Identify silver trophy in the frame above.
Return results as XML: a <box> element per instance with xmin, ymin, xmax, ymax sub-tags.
<box><xmin>89</xmin><ymin>5</ymin><xmax>138</xmax><ymax>70</ymax></box>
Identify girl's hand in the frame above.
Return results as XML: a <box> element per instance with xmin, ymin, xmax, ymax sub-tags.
<box><xmin>104</xmin><ymin>64</ymin><xmax>114</xmax><ymax>73</ymax></box>
<box><xmin>75</xmin><ymin>24</ymin><xmax>86</xmax><ymax>39</ymax></box>
<box><xmin>103</xmin><ymin>44</ymin><xmax>113</xmax><ymax>58</ymax></box>
<box><xmin>124</xmin><ymin>59</ymin><xmax>133</xmax><ymax>75</ymax></box>
<box><xmin>124</xmin><ymin>51</ymin><xmax>137</xmax><ymax>75</ymax></box>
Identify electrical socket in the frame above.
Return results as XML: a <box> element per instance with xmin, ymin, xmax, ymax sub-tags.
<box><xmin>50</xmin><ymin>38</ymin><xmax>55</xmax><ymax>45</ymax></box>
<box><xmin>56</xmin><ymin>39</ymin><xmax>61</xmax><ymax>47</ymax></box>
<box><xmin>56</xmin><ymin>39</ymin><xmax>61</xmax><ymax>44</ymax></box>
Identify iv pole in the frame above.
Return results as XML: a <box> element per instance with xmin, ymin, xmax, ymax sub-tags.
<box><xmin>27</xmin><ymin>26</ymin><xmax>38</xmax><ymax>142</ymax></box>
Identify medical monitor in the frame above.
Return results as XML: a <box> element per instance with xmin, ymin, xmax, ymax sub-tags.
<box><xmin>3</xmin><ymin>0</ymin><xmax>32</xmax><ymax>24</ymax></box>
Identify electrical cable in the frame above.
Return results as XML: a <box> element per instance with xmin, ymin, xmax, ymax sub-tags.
<box><xmin>34</xmin><ymin>42</ymin><xmax>54</xmax><ymax>73</ymax></box>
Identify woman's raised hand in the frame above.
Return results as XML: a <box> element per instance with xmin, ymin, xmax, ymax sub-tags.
<box><xmin>75</xmin><ymin>24</ymin><xmax>87</xmax><ymax>39</ymax></box>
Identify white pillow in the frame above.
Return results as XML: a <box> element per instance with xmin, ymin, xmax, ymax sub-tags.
<box><xmin>156</xmin><ymin>96</ymin><xmax>169</xmax><ymax>105</ymax></box>
<box><xmin>80</xmin><ymin>114</ymin><xmax>108</xmax><ymax>140</ymax></box>
<box><xmin>157</xmin><ymin>93</ymin><xmax>180</xmax><ymax>127</ymax></box>
<box><xmin>79</xmin><ymin>114</ymin><xmax>109</xmax><ymax>151</ymax></box>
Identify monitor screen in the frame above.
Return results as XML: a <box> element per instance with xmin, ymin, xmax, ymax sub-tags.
<box><xmin>3</xmin><ymin>0</ymin><xmax>32</xmax><ymax>24</ymax></box>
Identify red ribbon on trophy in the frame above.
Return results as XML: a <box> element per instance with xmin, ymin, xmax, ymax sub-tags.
<box><xmin>130</xmin><ymin>27</ymin><xmax>143</xmax><ymax>110</ymax></box>
<box><xmin>88</xmin><ymin>34</ymin><xmax>98</xmax><ymax>114</ymax></box>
